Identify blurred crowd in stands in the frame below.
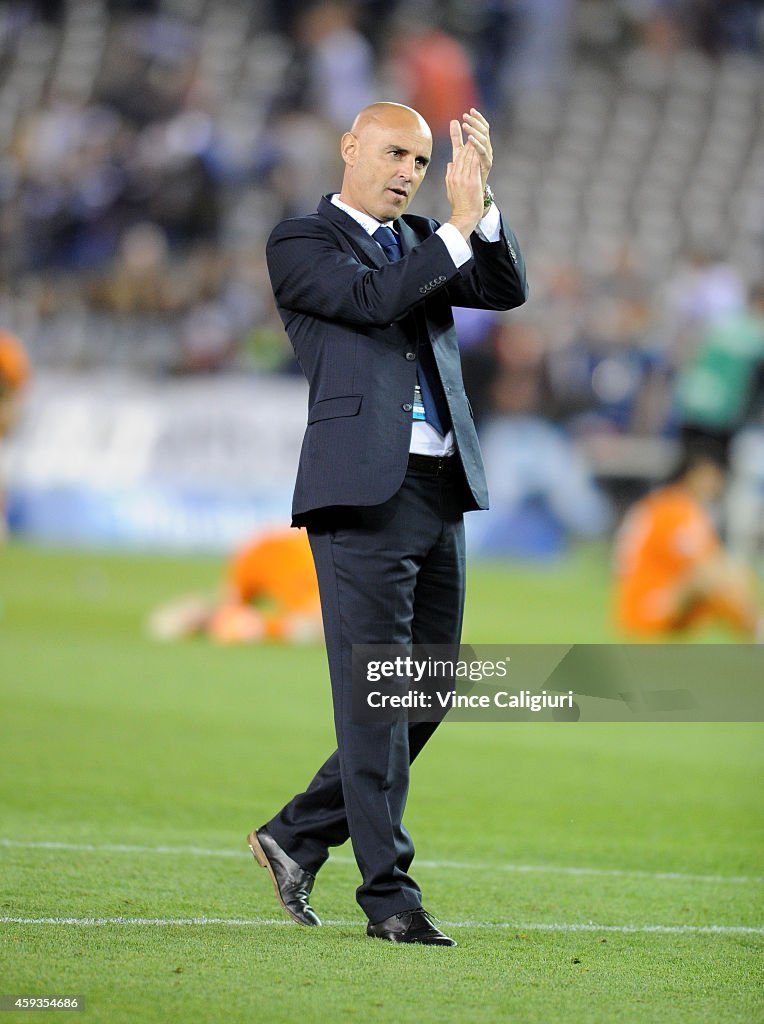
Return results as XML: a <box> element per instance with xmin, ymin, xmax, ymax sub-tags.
<box><xmin>0</xmin><ymin>0</ymin><xmax>762</xmax><ymax>454</ymax></box>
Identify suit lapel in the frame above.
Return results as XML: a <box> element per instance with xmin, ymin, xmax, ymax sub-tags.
<box><xmin>317</xmin><ymin>195</ymin><xmax>387</xmax><ymax>269</ymax></box>
<box><xmin>393</xmin><ymin>212</ymin><xmax>434</xmax><ymax>352</ymax></box>
<box><xmin>395</xmin><ymin>218</ymin><xmax>418</xmax><ymax>257</ymax></box>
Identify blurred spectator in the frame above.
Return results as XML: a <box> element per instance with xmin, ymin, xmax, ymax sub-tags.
<box><xmin>388</xmin><ymin>16</ymin><xmax>478</xmax><ymax>142</ymax></box>
<box><xmin>265</xmin><ymin>111</ymin><xmax>341</xmax><ymax>218</ymax></box>
<box><xmin>586</xmin><ymin>246</ymin><xmax>667</xmax><ymax>436</ymax></box>
<box><xmin>500</xmin><ymin>0</ymin><xmax>574</xmax><ymax>103</ymax></box>
<box><xmin>0</xmin><ymin>329</ymin><xmax>30</xmax><ymax>437</ymax></box>
<box><xmin>662</xmin><ymin>245</ymin><xmax>747</xmax><ymax>369</ymax></box>
<box><xmin>0</xmin><ymin>329</ymin><xmax>30</xmax><ymax>538</ymax></box>
<box><xmin>622</xmin><ymin>0</ymin><xmax>685</xmax><ymax>56</ymax></box>
<box><xmin>295</xmin><ymin>2</ymin><xmax>377</xmax><ymax>129</ymax></box>
<box><xmin>471</xmin><ymin>0</ymin><xmax>516</xmax><ymax>117</ymax></box>
<box><xmin>674</xmin><ymin>279</ymin><xmax>764</xmax><ymax>455</ymax></box>
<box><xmin>492</xmin><ymin>319</ymin><xmax>549</xmax><ymax>418</ymax></box>
<box><xmin>692</xmin><ymin>0</ymin><xmax>764</xmax><ymax>54</ymax></box>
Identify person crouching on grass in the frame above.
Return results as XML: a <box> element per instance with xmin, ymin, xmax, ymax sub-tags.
<box><xmin>614</xmin><ymin>445</ymin><xmax>763</xmax><ymax>641</ymax></box>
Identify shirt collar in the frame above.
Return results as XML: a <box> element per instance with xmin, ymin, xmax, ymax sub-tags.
<box><xmin>330</xmin><ymin>193</ymin><xmax>396</xmax><ymax>237</ymax></box>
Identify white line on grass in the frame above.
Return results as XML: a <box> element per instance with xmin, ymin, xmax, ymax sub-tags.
<box><xmin>1</xmin><ymin>838</ymin><xmax>761</xmax><ymax>886</ymax></box>
<box><xmin>0</xmin><ymin>839</ymin><xmax>244</xmax><ymax>859</ymax></box>
<box><xmin>1</xmin><ymin>916</ymin><xmax>762</xmax><ymax>935</ymax></box>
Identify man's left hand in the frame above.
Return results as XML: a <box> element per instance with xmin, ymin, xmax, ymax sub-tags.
<box><xmin>461</xmin><ymin>108</ymin><xmax>492</xmax><ymax>187</ymax></box>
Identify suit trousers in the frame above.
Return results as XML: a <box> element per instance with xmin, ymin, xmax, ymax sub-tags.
<box><xmin>265</xmin><ymin>461</ymin><xmax>467</xmax><ymax>923</ymax></box>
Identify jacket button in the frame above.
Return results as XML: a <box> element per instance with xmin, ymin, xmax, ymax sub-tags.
<box><xmin>405</xmin><ymin>352</ymin><xmax>416</xmax><ymax>361</ymax></box>
<box><xmin>402</xmin><ymin>403</ymin><xmax>413</xmax><ymax>412</ymax></box>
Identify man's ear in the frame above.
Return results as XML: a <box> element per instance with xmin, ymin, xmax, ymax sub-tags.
<box><xmin>340</xmin><ymin>132</ymin><xmax>357</xmax><ymax>167</ymax></box>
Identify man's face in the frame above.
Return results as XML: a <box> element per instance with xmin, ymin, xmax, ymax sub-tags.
<box><xmin>340</xmin><ymin>119</ymin><xmax>432</xmax><ymax>222</ymax></box>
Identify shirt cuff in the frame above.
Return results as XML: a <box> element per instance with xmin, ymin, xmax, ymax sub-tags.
<box><xmin>436</xmin><ymin>205</ymin><xmax>502</xmax><ymax>267</ymax></box>
<box><xmin>475</xmin><ymin>202</ymin><xmax>501</xmax><ymax>242</ymax></box>
<box><xmin>435</xmin><ymin>222</ymin><xmax>473</xmax><ymax>268</ymax></box>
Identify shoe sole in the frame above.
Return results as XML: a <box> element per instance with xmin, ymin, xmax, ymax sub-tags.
<box><xmin>246</xmin><ymin>830</ymin><xmax>313</xmax><ymax>926</ymax></box>
<box><xmin>366</xmin><ymin>933</ymin><xmax>457</xmax><ymax>946</ymax></box>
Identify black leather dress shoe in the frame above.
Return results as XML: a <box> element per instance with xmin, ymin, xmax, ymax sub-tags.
<box><xmin>367</xmin><ymin>908</ymin><xmax>456</xmax><ymax>946</ymax></box>
<box><xmin>247</xmin><ymin>826</ymin><xmax>321</xmax><ymax>926</ymax></box>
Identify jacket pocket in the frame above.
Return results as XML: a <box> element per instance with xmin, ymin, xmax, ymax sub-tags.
<box><xmin>308</xmin><ymin>394</ymin><xmax>363</xmax><ymax>424</ymax></box>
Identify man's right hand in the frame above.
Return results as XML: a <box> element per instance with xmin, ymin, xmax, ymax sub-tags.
<box><xmin>446</xmin><ymin>120</ymin><xmax>485</xmax><ymax>240</ymax></box>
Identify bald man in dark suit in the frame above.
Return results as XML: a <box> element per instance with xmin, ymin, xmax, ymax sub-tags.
<box><xmin>248</xmin><ymin>102</ymin><xmax>527</xmax><ymax>945</ymax></box>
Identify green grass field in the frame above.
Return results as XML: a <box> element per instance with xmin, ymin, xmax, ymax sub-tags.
<box><xmin>1</xmin><ymin>542</ymin><xmax>762</xmax><ymax>1024</ymax></box>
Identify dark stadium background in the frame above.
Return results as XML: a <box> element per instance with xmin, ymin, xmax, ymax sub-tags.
<box><xmin>1</xmin><ymin>0</ymin><xmax>763</xmax><ymax>558</ymax></box>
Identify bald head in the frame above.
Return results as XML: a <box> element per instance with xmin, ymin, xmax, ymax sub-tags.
<box><xmin>338</xmin><ymin>102</ymin><xmax>432</xmax><ymax>222</ymax></box>
<box><xmin>350</xmin><ymin>102</ymin><xmax>431</xmax><ymax>139</ymax></box>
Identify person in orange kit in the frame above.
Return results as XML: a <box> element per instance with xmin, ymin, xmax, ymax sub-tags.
<box><xmin>148</xmin><ymin>528</ymin><xmax>322</xmax><ymax>644</ymax></box>
<box><xmin>614</xmin><ymin>446</ymin><xmax>762</xmax><ymax>640</ymax></box>
<box><xmin>0</xmin><ymin>330</ymin><xmax>31</xmax><ymax>539</ymax></box>
<box><xmin>0</xmin><ymin>331</ymin><xmax>30</xmax><ymax>430</ymax></box>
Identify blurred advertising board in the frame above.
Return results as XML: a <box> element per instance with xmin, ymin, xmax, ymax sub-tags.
<box><xmin>3</xmin><ymin>372</ymin><xmax>307</xmax><ymax>551</ymax></box>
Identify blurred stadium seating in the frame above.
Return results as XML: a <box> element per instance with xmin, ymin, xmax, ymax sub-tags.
<box><xmin>0</xmin><ymin>0</ymin><xmax>762</xmax><ymax>555</ymax></box>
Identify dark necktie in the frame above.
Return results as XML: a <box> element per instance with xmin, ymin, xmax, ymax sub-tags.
<box><xmin>372</xmin><ymin>224</ymin><xmax>402</xmax><ymax>263</ymax></box>
<box><xmin>372</xmin><ymin>226</ymin><xmax>450</xmax><ymax>437</ymax></box>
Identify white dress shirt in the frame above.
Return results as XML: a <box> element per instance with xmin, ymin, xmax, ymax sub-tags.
<box><xmin>330</xmin><ymin>193</ymin><xmax>501</xmax><ymax>456</ymax></box>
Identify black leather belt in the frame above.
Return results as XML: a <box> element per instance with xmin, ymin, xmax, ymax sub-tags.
<box><xmin>407</xmin><ymin>453</ymin><xmax>455</xmax><ymax>476</ymax></box>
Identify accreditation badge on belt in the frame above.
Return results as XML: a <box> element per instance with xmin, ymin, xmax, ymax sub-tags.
<box><xmin>413</xmin><ymin>383</ymin><xmax>426</xmax><ymax>421</ymax></box>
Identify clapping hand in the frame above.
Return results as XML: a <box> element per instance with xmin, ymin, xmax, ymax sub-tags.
<box><xmin>459</xmin><ymin>108</ymin><xmax>492</xmax><ymax>187</ymax></box>
<box><xmin>445</xmin><ymin>112</ymin><xmax>487</xmax><ymax>238</ymax></box>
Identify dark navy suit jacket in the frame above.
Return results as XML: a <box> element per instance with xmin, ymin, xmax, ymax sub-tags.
<box><xmin>266</xmin><ymin>195</ymin><xmax>528</xmax><ymax>524</ymax></box>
